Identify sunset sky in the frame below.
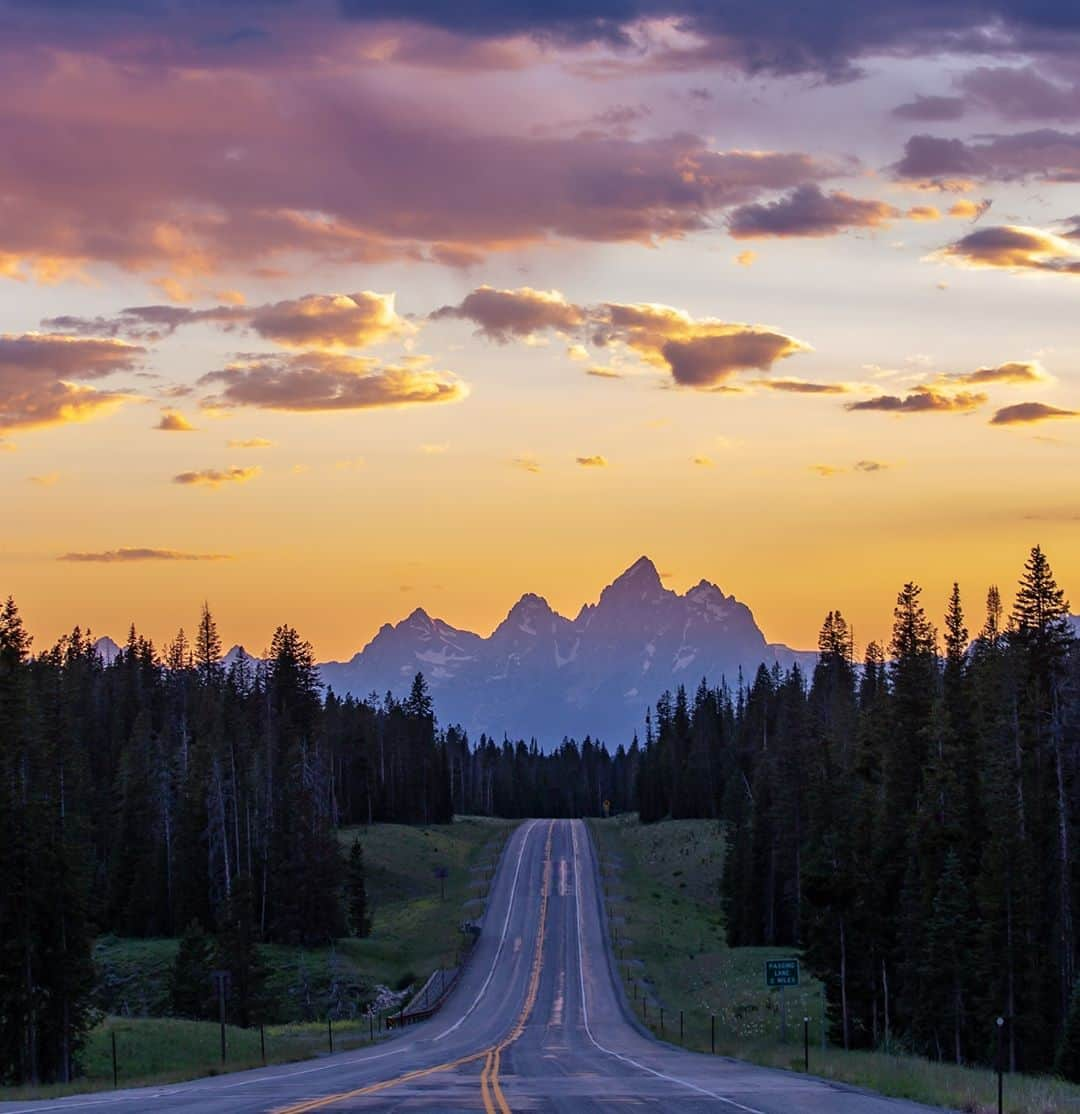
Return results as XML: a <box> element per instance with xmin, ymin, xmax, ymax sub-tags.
<box><xmin>2</xmin><ymin>0</ymin><xmax>1079</xmax><ymax>660</ymax></box>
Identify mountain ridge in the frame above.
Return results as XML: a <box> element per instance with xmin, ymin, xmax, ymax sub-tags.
<box><xmin>318</xmin><ymin>556</ymin><xmax>815</xmax><ymax>747</ymax></box>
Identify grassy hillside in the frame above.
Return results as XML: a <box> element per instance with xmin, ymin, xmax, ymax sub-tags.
<box><xmin>6</xmin><ymin>816</ymin><xmax>514</xmax><ymax>1102</ymax></box>
<box><xmin>590</xmin><ymin>814</ymin><xmax>1080</xmax><ymax>1114</ymax></box>
<box><xmin>335</xmin><ymin>816</ymin><xmax>515</xmax><ymax>990</ymax></box>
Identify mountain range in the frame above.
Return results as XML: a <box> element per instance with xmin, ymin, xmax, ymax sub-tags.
<box><xmin>92</xmin><ymin>565</ymin><xmax>1080</xmax><ymax>750</ymax></box>
<box><xmin>318</xmin><ymin>556</ymin><xmax>813</xmax><ymax>747</ymax></box>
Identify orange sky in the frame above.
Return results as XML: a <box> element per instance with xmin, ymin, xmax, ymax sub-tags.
<box><xmin>2</xmin><ymin>7</ymin><xmax>1078</xmax><ymax>661</ymax></box>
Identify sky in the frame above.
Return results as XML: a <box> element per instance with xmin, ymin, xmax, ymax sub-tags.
<box><xmin>2</xmin><ymin>0</ymin><xmax>1079</xmax><ymax>660</ymax></box>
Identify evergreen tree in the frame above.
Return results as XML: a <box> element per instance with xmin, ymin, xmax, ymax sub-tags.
<box><xmin>170</xmin><ymin>920</ymin><xmax>215</xmax><ymax>1020</ymax></box>
<box><xmin>215</xmin><ymin>876</ymin><xmax>270</xmax><ymax>1028</ymax></box>
<box><xmin>346</xmin><ymin>837</ymin><xmax>372</xmax><ymax>938</ymax></box>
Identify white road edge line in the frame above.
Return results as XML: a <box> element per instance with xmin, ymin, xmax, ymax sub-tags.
<box><xmin>5</xmin><ymin>824</ymin><xmax>539</xmax><ymax>1111</ymax></box>
<box><xmin>570</xmin><ymin>820</ymin><xmax>767</xmax><ymax>1114</ymax></box>
<box><xmin>433</xmin><ymin>819</ymin><xmax>539</xmax><ymax>1042</ymax></box>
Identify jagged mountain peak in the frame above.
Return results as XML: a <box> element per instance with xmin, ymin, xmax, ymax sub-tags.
<box><xmin>317</xmin><ymin>558</ymin><xmax>813</xmax><ymax>749</ymax></box>
<box><xmin>597</xmin><ymin>555</ymin><xmax>669</xmax><ymax>608</ymax></box>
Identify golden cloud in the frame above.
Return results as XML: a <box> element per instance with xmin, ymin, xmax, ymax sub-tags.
<box><xmin>935</xmin><ymin>225</ymin><xmax>1080</xmax><ymax>274</ymax></box>
<box><xmin>591</xmin><ymin>302</ymin><xmax>809</xmax><ymax>389</ymax></box>
<box><xmin>172</xmin><ymin>465</ymin><xmax>262</xmax><ymax>487</ymax></box>
<box><xmin>728</xmin><ymin>185</ymin><xmax>899</xmax><ymax>239</ymax></box>
<box><xmin>990</xmin><ymin>402</ymin><xmax>1079</xmax><ymax>425</ymax></box>
<box><xmin>430</xmin><ymin>286</ymin><xmax>585</xmax><ymax>341</ymax></box>
<box><xmin>847</xmin><ymin>386</ymin><xmax>987</xmax><ymax>413</ymax></box>
<box><xmin>199</xmin><ymin>353</ymin><xmax>468</xmax><ymax>412</ymax></box>
<box><xmin>59</xmin><ymin>547</ymin><xmax>233</xmax><ymax>562</ymax></box>
<box><xmin>944</xmin><ymin>360</ymin><xmax>1047</xmax><ymax>386</ymax></box>
<box><xmin>227</xmin><ymin>437</ymin><xmax>275</xmax><ymax>448</ymax></box>
<box><xmin>756</xmin><ymin>378</ymin><xmax>849</xmax><ymax>394</ymax></box>
<box><xmin>157</xmin><ymin>410</ymin><xmax>197</xmax><ymax>431</ymax></box>
<box><xmin>576</xmin><ymin>454</ymin><xmax>609</xmax><ymax>467</ymax></box>
<box><xmin>0</xmin><ymin>333</ymin><xmax>143</xmax><ymax>436</ymax></box>
<box><xmin>250</xmin><ymin>292</ymin><xmax>409</xmax><ymax>350</ymax></box>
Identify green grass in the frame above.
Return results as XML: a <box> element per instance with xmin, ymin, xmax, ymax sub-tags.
<box><xmin>0</xmin><ymin>1015</ymin><xmax>383</xmax><ymax>1102</ymax></box>
<box><xmin>3</xmin><ymin>816</ymin><xmax>516</xmax><ymax>1102</ymax></box>
<box><xmin>590</xmin><ymin>814</ymin><xmax>1080</xmax><ymax>1114</ymax></box>
<box><xmin>335</xmin><ymin>816</ymin><xmax>515</xmax><ymax>990</ymax></box>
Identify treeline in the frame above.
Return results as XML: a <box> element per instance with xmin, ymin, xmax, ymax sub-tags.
<box><xmin>445</xmin><ymin>731</ymin><xmax>639</xmax><ymax>819</ymax></box>
<box><xmin>0</xmin><ymin>605</ymin><xmax>451</xmax><ymax>1085</ymax></box>
<box><xmin>638</xmin><ymin>545</ymin><xmax>1080</xmax><ymax>1075</ymax></box>
<box><xmin>0</xmin><ymin>597</ymin><xmax>637</xmax><ymax>1086</ymax></box>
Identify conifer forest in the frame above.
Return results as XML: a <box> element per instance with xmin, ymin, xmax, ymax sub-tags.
<box><xmin>2</xmin><ymin>545</ymin><xmax>1078</xmax><ymax>1084</ymax></box>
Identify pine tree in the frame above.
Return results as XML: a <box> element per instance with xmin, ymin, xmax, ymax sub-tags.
<box><xmin>216</xmin><ymin>876</ymin><xmax>270</xmax><ymax>1027</ymax></box>
<box><xmin>346</xmin><ymin>837</ymin><xmax>372</xmax><ymax>938</ymax></box>
<box><xmin>171</xmin><ymin>920</ymin><xmax>215</xmax><ymax>1019</ymax></box>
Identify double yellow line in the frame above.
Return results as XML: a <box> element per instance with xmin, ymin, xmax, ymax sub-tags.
<box><xmin>480</xmin><ymin>819</ymin><xmax>553</xmax><ymax>1113</ymax></box>
<box><xmin>277</xmin><ymin>820</ymin><xmax>555</xmax><ymax>1114</ymax></box>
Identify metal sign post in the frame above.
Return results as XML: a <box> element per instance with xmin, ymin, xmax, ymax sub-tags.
<box><xmin>764</xmin><ymin>959</ymin><xmax>799</xmax><ymax>1044</ymax></box>
<box><xmin>211</xmin><ymin>970</ymin><xmax>230</xmax><ymax>1065</ymax></box>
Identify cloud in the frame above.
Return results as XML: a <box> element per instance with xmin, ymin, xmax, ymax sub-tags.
<box><xmin>847</xmin><ymin>387</ymin><xmax>987</xmax><ymax>413</ymax></box>
<box><xmin>948</xmin><ymin>198</ymin><xmax>992</xmax><ymax>219</ymax></box>
<box><xmin>728</xmin><ymin>184</ymin><xmax>899</xmax><ymax>239</ymax></box>
<box><xmin>419</xmin><ymin>442</ymin><xmax>449</xmax><ymax>454</ymax></box>
<box><xmin>735</xmin><ymin>250</ymin><xmax>757</xmax><ymax>267</ymax></box>
<box><xmin>338</xmin><ymin>2</ymin><xmax>1080</xmax><ymax>80</ymax></box>
<box><xmin>199</xmin><ymin>353</ymin><xmax>468</xmax><ymax>412</ymax></box>
<box><xmin>576</xmin><ymin>455</ymin><xmax>608</xmax><ymax>467</ymax></box>
<box><xmin>511</xmin><ymin>455</ymin><xmax>542</xmax><ymax>472</ymax></box>
<box><xmin>657</xmin><ymin>330</ymin><xmax>804</xmax><ymax>388</ymax></box>
<box><xmin>892</xmin><ymin>95</ymin><xmax>967</xmax><ymax>122</ymax></box>
<box><xmin>47</xmin><ymin>292</ymin><xmax>407</xmax><ymax>351</ymax></box>
<box><xmin>586</xmin><ymin>365</ymin><xmax>622</xmax><ymax>378</ymax></box>
<box><xmin>430</xmin><ymin>286</ymin><xmax>585</xmax><ymax>341</ymax></box>
<box><xmin>0</xmin><ymin>333</ymin><xmax>143</xmax><ymax>437</ymax></box>
<box><xmin>756</xmin><ymin>378</ymin><xmax>848</xmax><ymax>394</ymax></box>
<box><xmin>813</xmin><ymin>459</ymin><xmax>889</xmax><ymax>475</ymax></box>
<box><xmin>434</xmin><ymin>288</ymin><xmax>808</xmax><ymax>390</ymax></box>
<box><xmin>248</xmin><ymin>292</ymin><xmax>408</xmax><ymax>349</ymax></box>
<box><xmin>157</xmin><ymin>411</ymin><xmax>197</xmax><ymax>431</ymax></box>
<box><xmin>894</xmin><ymin>130</ymin><xmax>1080</xmax><ymax>183</ymax></box>
<box><xmin>907</xmin><ymin>205</ymin><xmax>942</xmax><ymax>221</ymax></box>
<box><xmin>692</xmin><ymin>455</ymin><xmax>714</xmax><ymax>467</ymax></box>
<box><xmin>935</xmin><ymin>224</ymin><xmax>1080</xmax><ymax>274</ymax></box>
<box><xmin>58</xmin><ymin>547</ymin><xmax>233</xmax><ymax>562</ymax></box>
<box><xmin>227</xmin><ymin>437</ymin><xmax>274</xmax><ymax>448</ymax></box>
<box><xmin>172</xmin><ymin>466</ymin><xmax>261</xmax><ymax>487</ymax></box>
<box><xmin>957</xmin><ymin>65</ymin><xmax>1080</xmax><ymax>122</ymax></box>
<box><xmin>945</xmin><ymin>360</ymin><xmax>1046</xmax><ymax>385</ymax></box>
<box><xmin>0</xmin><ymin>44</ymin><xmax>841</xmax><ymax>286</ymax></box>
<box><xmin>29</xmin><ymin>472</ymin><xmax>61</xmax><ymax>486</ymax></box>
<box><xmin>590</xmin><ymin>302</ymin><xmax>809</xmax><ymax>389</ymax></box>
<box><xmin>990</xmin><ymin>401</ymin><xmax>1079</xmax><ymax>425</ymax></box>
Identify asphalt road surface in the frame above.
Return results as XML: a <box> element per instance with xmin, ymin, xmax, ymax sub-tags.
<box><xmin>1</xmin><ymin>820</ymin><xmax>947</xmax><ymax>1113</ymax></box>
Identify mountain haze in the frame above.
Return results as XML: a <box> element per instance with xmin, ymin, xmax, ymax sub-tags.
<box><xmin>319</xmin><ymin>557</ymin><xmax>814</xmax><ymax>747</ymax></box>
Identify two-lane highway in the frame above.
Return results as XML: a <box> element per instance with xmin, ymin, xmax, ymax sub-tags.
<box><xmin>0</xmin><ymin>821</ymin><xmax>947</xmax><ymax>1113</ymax></box>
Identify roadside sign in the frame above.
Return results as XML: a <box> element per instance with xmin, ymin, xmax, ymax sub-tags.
<box><xmin>765</xmin><ymin>959</ymin><xmax>800</xmax><ymax>988</ymax></box>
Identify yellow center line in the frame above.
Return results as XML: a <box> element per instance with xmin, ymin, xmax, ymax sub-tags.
<box><xmin>480</xmin><ymin>1049</ymin><xmax>497</xmax><ymax>1114</ymax></box>
<box><xmin>485</xmin><ymin>819</ymin><xmax>555</xmax><ymax>1113</ymax></box>
<box><xmin>274</xmin><ymin>820</ymin><xmax>555</xmax><ymax>1114</ymax></box>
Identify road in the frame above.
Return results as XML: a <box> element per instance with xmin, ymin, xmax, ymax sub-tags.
<box><xmin>1</xmin><ymin>820</ymin><xmax>947</xmax><ymax>1113</ymax></box>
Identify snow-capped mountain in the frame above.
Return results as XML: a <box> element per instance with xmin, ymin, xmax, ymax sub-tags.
<box><xmin>319</xmin><ymin>556</ymin><xmax>815</xmax><ymax>748</ymax></box>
